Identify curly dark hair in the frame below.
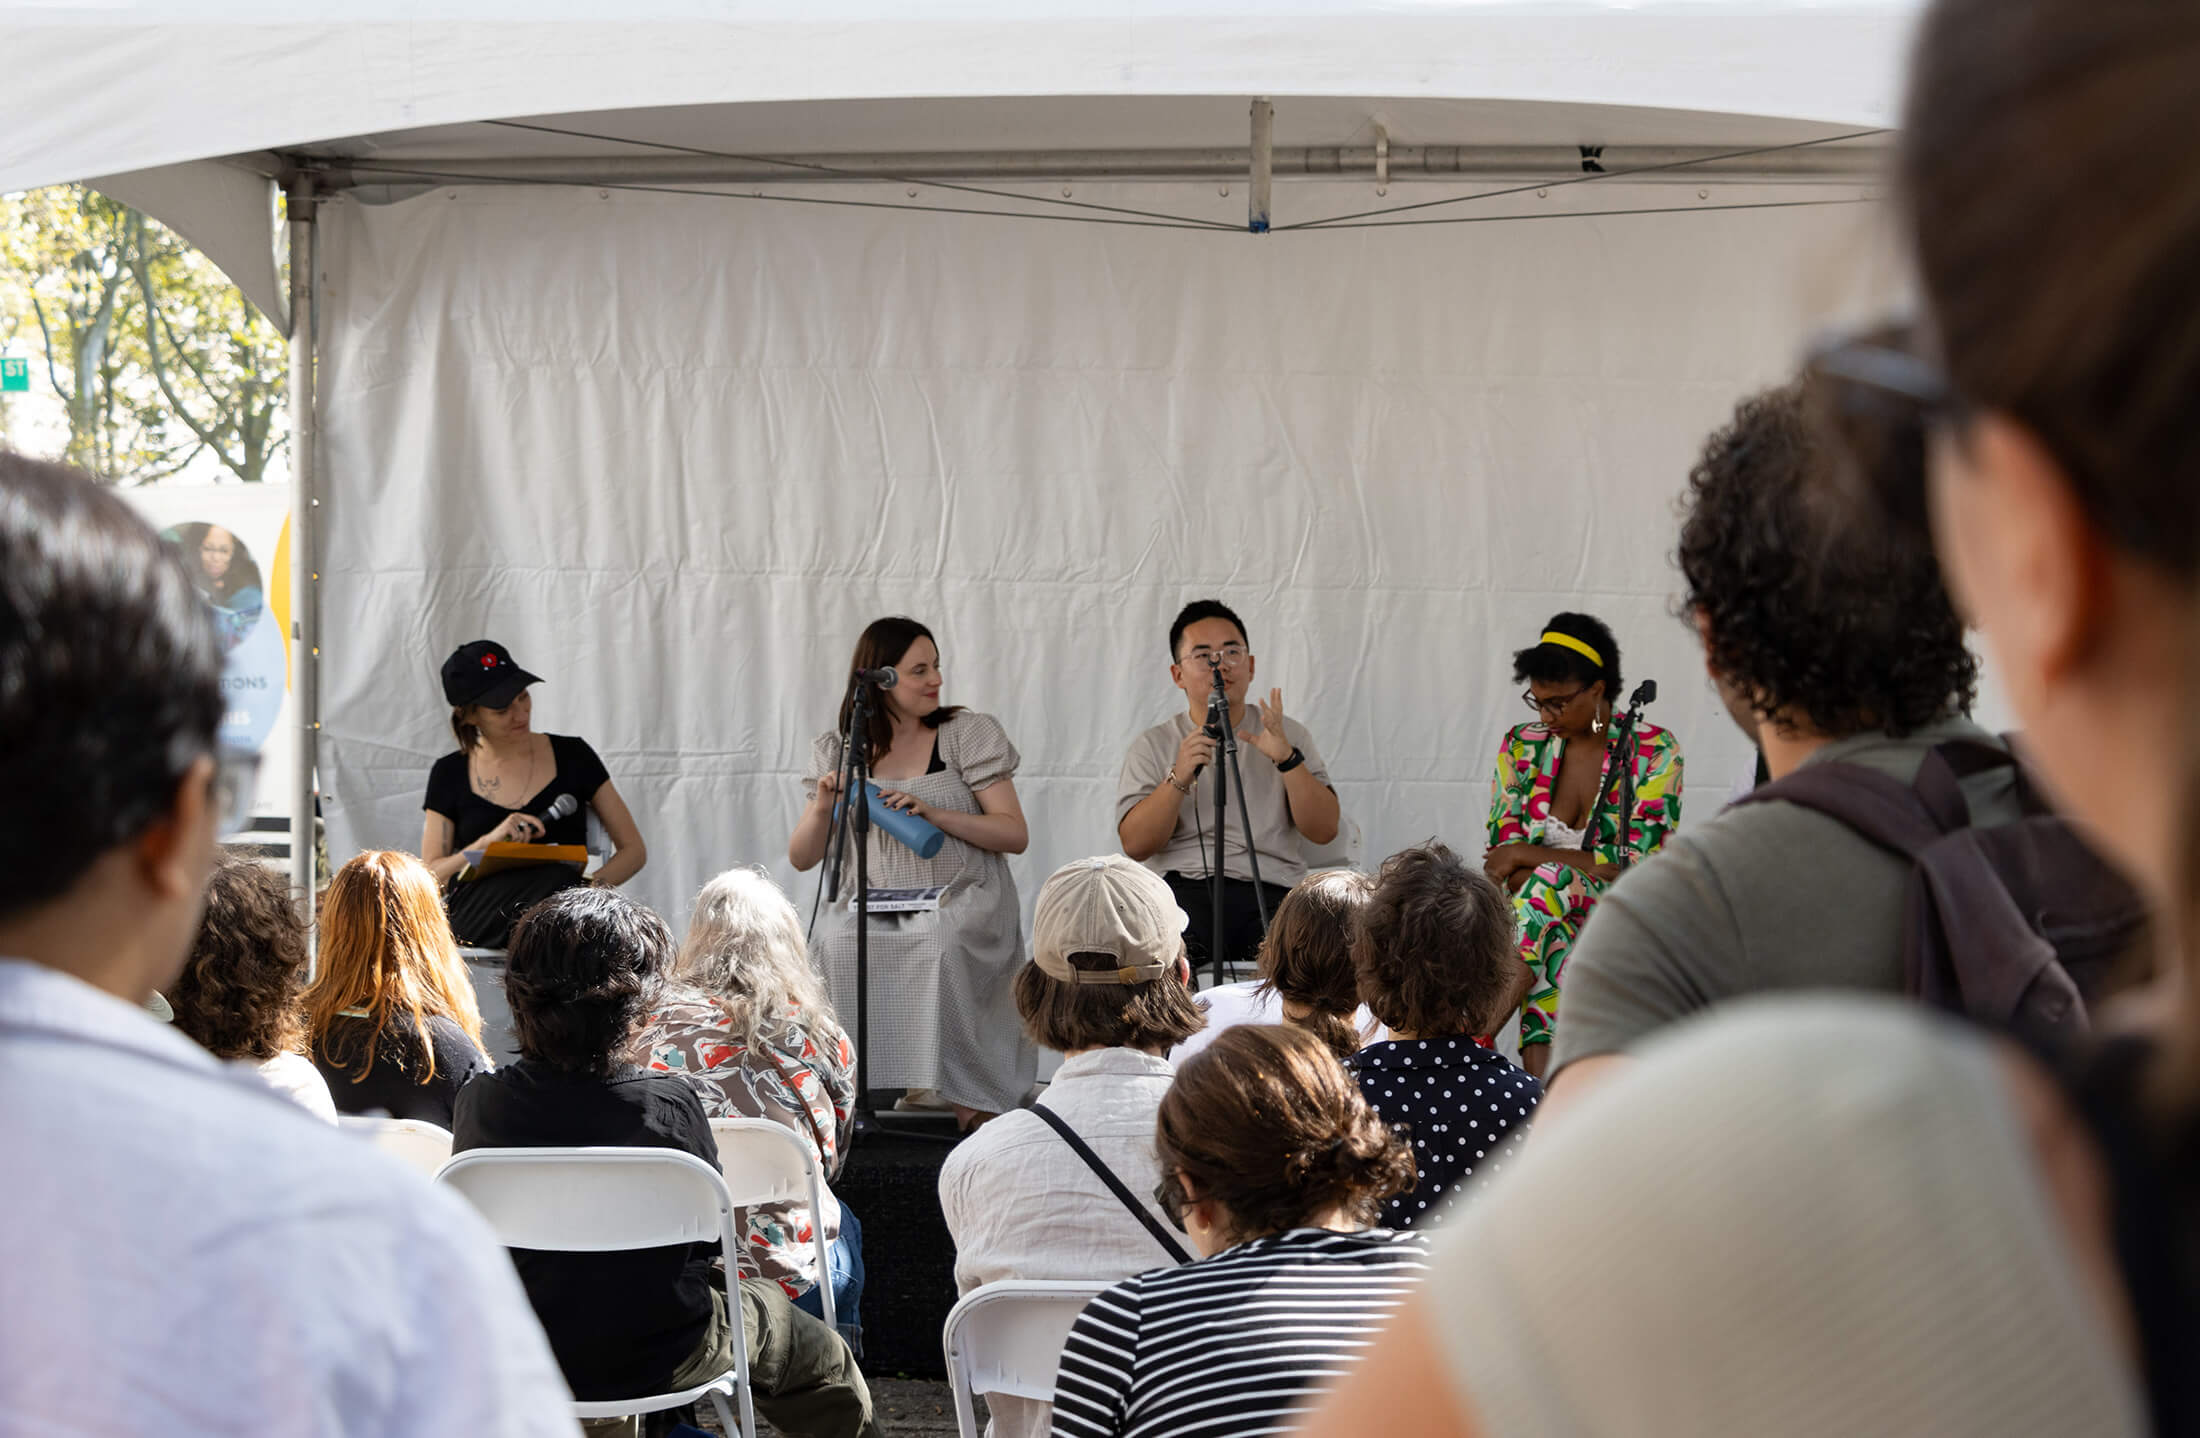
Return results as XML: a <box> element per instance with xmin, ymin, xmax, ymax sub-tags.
<box><xmin>1679</xmin><ymin>382</ymin><xmax>1976</xmax><ymax>738</ymax></box>
<box><xmin>504</xmin><ymin>886</ymin><xmax>672</xmax><ymax>1076</ymax></box>
<box><xmin>1511</xmin><ymin>611</ymin><xmax>1622</xmax><ymax>702</ymax></box>
<box><xmin>1156</xmin><ymin>1024</ymin><xmax>1416</xmax><ymax>1241</ymax></box>
<box><xmin>1353</xmin><ymin>842</ymin><xmax>1519</xmax><ymax>1039</ymax></box>
<box><xmin>168</xmin><ymin>851</ymin><xmax>311</xmax><ymax>1062</ymax></box>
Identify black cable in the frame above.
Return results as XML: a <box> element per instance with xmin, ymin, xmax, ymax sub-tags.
<box><xmin>1273</xmin><ymin>128</ymin><xmax>1889</xmax><ymax>232</ymax></box>
<box><xmin>483</xmin><ymin>118</ymin><xmax>1245</xmax><ymax>232</ymax></box>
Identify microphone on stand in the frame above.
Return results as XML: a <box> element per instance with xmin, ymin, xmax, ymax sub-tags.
<box><xmin>852</xmin><ymin>665</ymin><xmax>899</xmax><ymax>689</ymax></box>
<box><xmin>1629</xmin><ymin>680</ymin><xmax>1658</xmax><ymax>708</ymax></box>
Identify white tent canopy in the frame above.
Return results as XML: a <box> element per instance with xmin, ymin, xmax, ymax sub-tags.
<box><xmin>4</xmin><ymin>2</ymin><xmax>1930</xmax><ymax>946</ymax></box>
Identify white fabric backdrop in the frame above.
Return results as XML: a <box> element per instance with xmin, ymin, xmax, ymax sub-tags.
<box><xmin>315</xmin><ymin>178</ymin><xmax>1904</xmax><ymax>933</ymax></box>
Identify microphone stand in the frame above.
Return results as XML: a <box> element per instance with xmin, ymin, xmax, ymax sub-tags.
<box><xmin>840</xmin><ymin>675</ymin><xmax>878</xmax><ymax>1129</ymax></box>
<box><xmin>1203</xmin><ymin>661</ymin><xmax>1273</xmax><ymax>988</ymax></box>
<box><xmin>1585</xmin><ymin>680</ymin><xmax>1657</xmax><ymax>874</ymax></box>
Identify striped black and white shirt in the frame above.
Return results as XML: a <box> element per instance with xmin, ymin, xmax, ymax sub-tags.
<box><xmin>1049</xmin><ymin>1227</ymin><xmax>1430</xmax><ymax>1438</ymax></box>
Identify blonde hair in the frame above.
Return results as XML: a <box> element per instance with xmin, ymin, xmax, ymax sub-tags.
<box><xmin>306</xmin><ymin>850</ymin><xmax>485</xmax><ymax>1083</ymax></box>
<box><xmin>676</xmin><ymin>867</ymin><xmax>836</xmax><ymax>1048</ymax></box>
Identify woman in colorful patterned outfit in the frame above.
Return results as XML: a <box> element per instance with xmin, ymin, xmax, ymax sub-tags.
<box><xmin>1484</xmin><ymin>614</ymin><xmax>1682</xmax><ymax>1078</ymax></box>
<box><xmin>643</xmin><ymin>866</ymin><xmax>865</xmax><ymax>1349</ymax></box>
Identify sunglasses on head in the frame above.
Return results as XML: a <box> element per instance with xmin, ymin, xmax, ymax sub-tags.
<box><xmin>1802</xmin><ymin>320</ymin><xmax>1963</xmax><ymax>540</ymax></box>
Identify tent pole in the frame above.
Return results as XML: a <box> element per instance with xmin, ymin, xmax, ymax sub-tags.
<box><xmin>1249</xmin><ymin>99</ymin><xmax>1273</xmax><ymax>233</ymax></box>
<box><xmin>285</xmin><ymin>175</ymin><xmax>321</xmax><ymax>970</ymax></box>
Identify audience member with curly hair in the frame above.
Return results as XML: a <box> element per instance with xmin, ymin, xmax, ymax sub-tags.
<box><xmin>306</xmin><ymin>850</ymin><xmax>491</xmax><ymax>1127</ymax></box>
<box><xmin>1540</xmin><ymin>379</ymin><xmax>2011</xmax><ymax>1119</ymax></box>
<box><xmin>1051</xmin><ymin>1024</ymin><xmax>1429</xmax><ymax>1438</ymax></box>
<box><xmin>167</xmin><ymin>850</ymin><xmax>336</xmax><ymax>1121</ymax></box>
<box><xmin>1485</xmin><ymin>612</ymin><xmax>1683</xmax><ymax>1075</ymax></box>
<box><xmin>1347</xmin><ymin>843</ymin><xmax>1540</xmax><ymax>1226</ymax></box>
<box><xmin>452</xmin><ymin>886</ymin><xmax>881</xmax><ymax>1437</ymax></box>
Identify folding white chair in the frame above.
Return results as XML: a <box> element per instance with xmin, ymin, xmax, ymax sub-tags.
<box><xmin>336</xmin><ymin>1115</ymin><xmax>453</xmax><ymax>1179</ymax></box>
<box><xmin>709</xmin><ymin>1116</ymin><xmax>839</xmax><ymax>1331</ymax></box>
<box><xmin>942</xmin><ymin>1279</ymin><xmax>1109</xmax><ymax>1438</ymax></box>
<box><xmin>435</xmin><ymin>1147</ymin><xmax>754</xmax><ymax>1437</ymax></box>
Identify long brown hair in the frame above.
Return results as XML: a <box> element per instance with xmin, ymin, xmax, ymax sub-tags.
<box><xmin>1156</xmin><ymin>1024</ymin><xmax>1415</xmax><ymax>1244</ymax></box>
<box><xmin>834</xmin><ymin>616</ymin><xmax>965</xmax><ymax>761</ymax></box>
<box><xmin>1902</xmin><ymin>0</ymin><xmax>2200</xmax><ymax>1083</ymax></box>
<box><xmin>1256</xmin><ymin>871</ymin><xmax>1373</xmax><ymax>1059</ymax></box>
<box><xmin>305</xmin><ymin>850</ymin><xmax>485</xmax><ymax>1083</ymax></box>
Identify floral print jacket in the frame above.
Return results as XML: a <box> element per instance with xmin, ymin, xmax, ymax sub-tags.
<box><xmin>643</xmin><ymin>983</ymin><xmax>856</xmax><ymax>1297</ymax></box>
<box><xmin>1487</xmin><ymin>719</ymin><xmax>1684</xmax><ymax>870</ymax></box>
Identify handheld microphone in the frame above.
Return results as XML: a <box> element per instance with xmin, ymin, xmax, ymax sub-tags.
<box><xmin>852</xmin><ymin>665</ymin><xmax>898</xmax><ymax>689</ymax></box>
<box><xmin>535</xmin><ymin>792</ymin><xmax>579</xmax><ymax>823</ymax></box>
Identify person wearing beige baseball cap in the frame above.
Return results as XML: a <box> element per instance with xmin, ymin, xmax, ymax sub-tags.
<box><xmin>937</xmin><ymin>855</ymin><xmax>1207</xmax><ymax>1438</ymax></box>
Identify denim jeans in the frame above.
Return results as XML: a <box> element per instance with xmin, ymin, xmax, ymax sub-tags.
<box><xmin>791</xmin><ymin>1203</ymin><xmax>866</xmax><ymax>1356</ymax></box>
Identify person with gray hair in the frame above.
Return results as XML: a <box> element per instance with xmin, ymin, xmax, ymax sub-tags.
<box><xmin>642</xmin><ymin>867</ymin><xmax>863</xmax><ymax>1346</ymax></box>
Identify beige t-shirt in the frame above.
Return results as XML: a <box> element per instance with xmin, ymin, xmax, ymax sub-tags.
<box><xmin>1116</xmin><ymin>709</ymin><xmax>1330</xmax><ymax>889</ymax></box>
<box><xmin>1429</xmin><ymin>996</ymin><xmax>2145</xmax><ymax>1436</ymax></box>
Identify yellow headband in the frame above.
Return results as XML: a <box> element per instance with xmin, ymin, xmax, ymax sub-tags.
<box><xmin>1540</xmin><ymin>631</ymin><xmax>1604</xmax><ymax>668</ymax></box>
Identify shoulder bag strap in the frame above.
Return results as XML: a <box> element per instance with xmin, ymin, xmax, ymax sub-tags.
<box><xmin>1029</xmin><ymin>1102</ymin><xmax>1193</xmax><ymax>1265</ymax></box>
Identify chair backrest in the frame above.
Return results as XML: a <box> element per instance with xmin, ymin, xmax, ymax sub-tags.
<box><xmin>943</xmin><ymin>1280</ymin><xmax>1109</xmax><ymax>1438</ymax></box>
<box><xmin>710</xmin><ymin>1116</ymin><xmax>838</xmax><ymax>1330</ymax></box>
<box><xmin>1303</xmin><ymin>815</ymin><xmax>1365</xmax><ymax>874</ymax></box>
<box><xmin>708</xmin><ymin>1117</ymin><xmax>822</xmax><ymax>1207</ymax></box>
<box><xmin>436</xmin><ymin>1146</ymin><xmax>737</xmax><ymax>1253</ymax></box>
<box><xmin>337</xmin><ymin>1115</ymin><xmax>453</xmax><ymax>1179</ymax></box>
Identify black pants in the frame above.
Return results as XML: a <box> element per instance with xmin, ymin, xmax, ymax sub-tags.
<box><xmin>1165</xmin><ymin>872</ymin><xmax>1291</xmax><ymax>978</ymax></box>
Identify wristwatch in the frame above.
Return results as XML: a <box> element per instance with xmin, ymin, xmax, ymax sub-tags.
<box><xmin>1276</xmin><ymin>746</ymin><xmax>1306</xmax><ymax>773</ymax></box>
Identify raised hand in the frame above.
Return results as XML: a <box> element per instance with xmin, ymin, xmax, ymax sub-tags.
<box><xmin>1242</xmin><ymin>687</ymin><xmax>1294</xmax><ymax>763</ymax></box>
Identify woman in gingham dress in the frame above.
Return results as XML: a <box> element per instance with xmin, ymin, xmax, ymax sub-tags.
<box><xmin>788</xmin><ymin>616</ymin><xmax>1034</xmax><ymax>1127</ymax></box>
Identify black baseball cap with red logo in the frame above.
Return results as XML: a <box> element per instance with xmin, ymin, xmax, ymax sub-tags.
<box><xmin>440</xmin><ymin>639</ymin><xmax>543</xmax><ymax>709</ymax></box>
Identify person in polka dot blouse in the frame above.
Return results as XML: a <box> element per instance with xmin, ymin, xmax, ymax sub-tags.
<box><xmin>1346</xmin><ymin>842</ymin><xmax>1543</xmax><ymax>1227</ymax></box>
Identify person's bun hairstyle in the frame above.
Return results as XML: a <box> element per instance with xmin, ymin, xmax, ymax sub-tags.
<box><xmin>1156</xmin><ymin>1023</ymin><xmax>1415</xmax><ymax>1240</ymax></box>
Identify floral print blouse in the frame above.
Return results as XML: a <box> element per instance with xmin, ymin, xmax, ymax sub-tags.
<box><xmin>642</xmin><ymin>983</ymin><xmax>857</xmax><ymax>1297</ymax></box>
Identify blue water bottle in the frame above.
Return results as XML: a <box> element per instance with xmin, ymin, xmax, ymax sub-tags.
<box><xmin>839</xmin><ymin>781</ymin><xmax>946</xmax><ymax>859</ymax></box>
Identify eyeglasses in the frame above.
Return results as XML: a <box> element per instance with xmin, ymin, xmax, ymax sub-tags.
<box><xmin>1152</xmin><ymin>1172</ymin><xmax>1190</xmax><ymax>1233</ymax></box>
<box><xmin>1522</xmin><ymin>686</ymin><xmax>1587</xmax><ymax>717</ymax></box>
<box><xmin>1803</xmin><ymin>320</ymin><xmax>1961</xmax><ymax>539</ymax></box>
<box><xmin>1182</xmin><ymin>644</ymin><xmax>1250</xmax><ymax>670</ymax></box>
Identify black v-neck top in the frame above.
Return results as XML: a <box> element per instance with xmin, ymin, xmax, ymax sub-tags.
<box><xmin>424</xmin><ymin>733</ymin><xmax>609</xmax><ymax>849</ymax></box>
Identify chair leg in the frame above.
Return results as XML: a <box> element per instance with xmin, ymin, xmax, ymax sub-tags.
<box><xmin>706</xmin><ymin>1388</ymin><xmax>742</xmax><ymax>1438</ymax></box>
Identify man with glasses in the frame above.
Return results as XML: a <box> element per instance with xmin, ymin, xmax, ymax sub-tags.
<box><xmin>1117</xmin><ymin>600</ymin><xmax>1340</xmax><ymax>974</ymax></box>
<box><xmin>0</xmin><ymin>451</ymin><xmax>577</xmax><ymax>1432</ymax></box>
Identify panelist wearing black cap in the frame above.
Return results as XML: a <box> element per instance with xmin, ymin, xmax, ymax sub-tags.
<box><xmin>420</xmin><ymin>640</ymin><xmax>648</xmax><ymax>948</ymax></box>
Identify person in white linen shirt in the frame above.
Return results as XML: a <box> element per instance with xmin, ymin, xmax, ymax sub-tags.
<box><xmin>938</xmin><ymin>856</ymin><xmax>1208</xmax><ymax>1438</ymax></box>
<box><xmin>0</xmin><ymin>450</ymin><xmax>576</xmax><ymax>1436</ymax></box>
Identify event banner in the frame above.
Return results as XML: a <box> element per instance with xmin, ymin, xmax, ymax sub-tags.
<box><xmin>121</xmin><ymin>483</ymin><xmax>295</xmax><ymax>830</ymax></box>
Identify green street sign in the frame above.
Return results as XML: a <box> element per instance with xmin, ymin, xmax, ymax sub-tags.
<box><xmin>0</xmin><ymin>356</ymin><xmax>28</xmax><ymax>393</ymax></box>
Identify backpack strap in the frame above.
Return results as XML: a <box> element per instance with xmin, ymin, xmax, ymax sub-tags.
<box><xmin>1735</xmin><ymin>761</ymin><xmax>1949</xmax><ymax>858</ymax></box>
<box><xmin>1029</xmin><ymin>1103</ymin><xmax>1193</xmax><ymax>1265</ymax></box>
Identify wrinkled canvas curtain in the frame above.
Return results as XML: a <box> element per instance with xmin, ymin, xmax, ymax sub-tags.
<box><xmin>316</xmin><ymin>178</ymin><xmax>1899</xmax><ymax>932</ymax></box>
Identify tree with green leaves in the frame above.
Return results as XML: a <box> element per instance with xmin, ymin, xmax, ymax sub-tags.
<box><xmin>0</xmin><ymin>185</ymin><xmax>286</xmax><ymax>483</ymax></box>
